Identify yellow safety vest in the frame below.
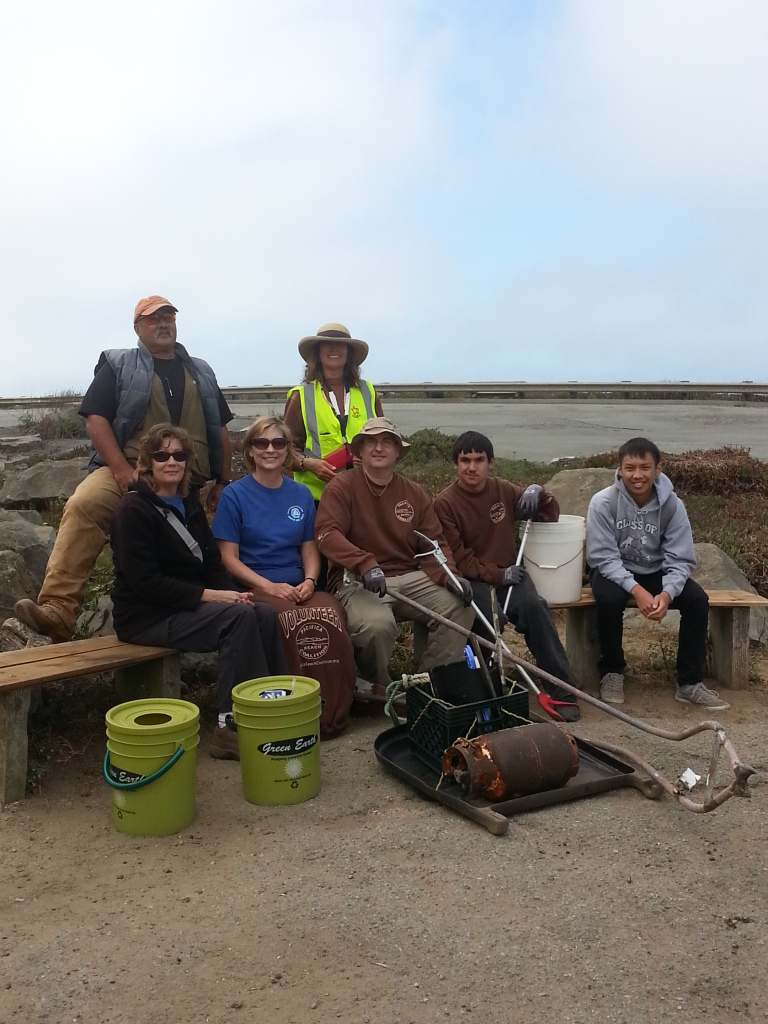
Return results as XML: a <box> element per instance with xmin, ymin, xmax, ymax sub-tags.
<box><xmin>288</xmin><ymin>379</ymin><xmax>376</xmax><ymax>500</ymax></box>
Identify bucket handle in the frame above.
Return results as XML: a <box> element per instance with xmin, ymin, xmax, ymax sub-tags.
<box><xmin>102</xmin><ymin>745</ymin><xmax>185</xmax><ymax>791</ymax></box>
<box><xmin>524</xmin><ymin>550</ymin><xmax>583</xmax><ymax>571</ymax></box>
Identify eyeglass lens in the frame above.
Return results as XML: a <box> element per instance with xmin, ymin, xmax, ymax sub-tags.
<box><xmin>152</xmin><ymin>450</ymin><xmax>187</xmax><ymax>463</ymax></box>
<box><xmin>252</xmin><ymin>437</ymin><xmax>287</xmax><ymax>451</ymax></box>
<box><xmin>143</xmin><ymin>312</ymin><xmax>176</xmax><ymax>324</ymax></box>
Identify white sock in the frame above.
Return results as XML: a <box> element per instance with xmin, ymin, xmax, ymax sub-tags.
<box><xmin>218</xmin><ymin>713</ymin><xmax>231</xmax><ymax>729</ymax></box>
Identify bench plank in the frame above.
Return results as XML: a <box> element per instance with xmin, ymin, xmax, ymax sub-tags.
<box><xmin>552</xmin><ymin>587</ymin><xmax>768</xmax><ymax>609</ymax></box>
<box><xmin>0</xmin><ymin>638</ymin><xmax>178</xmax><ymax>692</ymax></box>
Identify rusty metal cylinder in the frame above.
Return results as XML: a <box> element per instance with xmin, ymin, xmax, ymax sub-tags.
<box><xmin>442</xmin><ymin>723</ymin><xmax>580</xmax><ymax>801</ymax></box>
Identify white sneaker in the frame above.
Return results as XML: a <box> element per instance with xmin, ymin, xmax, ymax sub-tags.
<box><xmin>600</xmin><ymin>672</ymin><xmax>625</xmax><ymax>704</ymax></box>
<box><xmin>675</xmin><ymin>682</ymin><xmax>730</xmax><ymax>711</ymax></box>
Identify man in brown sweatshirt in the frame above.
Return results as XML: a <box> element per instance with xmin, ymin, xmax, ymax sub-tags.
<box><xmin>434</xmin><ymin>431</ymin><xmax>580</xmax><ymax>721</ymax></box>
<box><xmin>315</xmin><ymin>418</ymin><xmax>474</xmax><ymax>686</ymax></box>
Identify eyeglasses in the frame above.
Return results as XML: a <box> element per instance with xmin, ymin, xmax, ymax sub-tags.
<box><xmin>251</xmin><ymin>437</ymin><xmax>288</xmax><ymax>451</ymax></box>
<box><xmin>151</xmin><ymin>450</ymin><xmax>187</xmax><ymax>463</ymax></box>
<box><xmin>141</xmin><ymin>311</ymin><xmax>177</xmax><ymax>325</ymax></box>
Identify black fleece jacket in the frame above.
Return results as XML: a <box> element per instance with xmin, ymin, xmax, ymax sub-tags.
<box><xmin>110</xmin><ymin>480</ymin><xmax>231</xmax><ymax>639</ymax></box>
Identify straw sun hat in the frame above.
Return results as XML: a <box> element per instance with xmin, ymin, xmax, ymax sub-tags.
<box><xmin>298</xmin><ymin>322</ymin><xmax>369</xmax><ymax>364</ymax></box>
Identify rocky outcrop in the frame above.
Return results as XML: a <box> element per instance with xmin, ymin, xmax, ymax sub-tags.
<box><xmin>0</xmin><ymin>458</ymin><xmax>88</xmax><ymax>508</ymax></box>
<box><xmin>0</xmin><ymin>511</ymin><xmax>55</xmax><ymax>584</ymax></box>
<box><xmin>693</xmin><ymin>543</ymin><xmax>767</xmax><ymax>643</ymax></box>
<box><xmin>545</xmin><ymin>468</ymin><xmax>616</xmax><ymax>520</ymax></box>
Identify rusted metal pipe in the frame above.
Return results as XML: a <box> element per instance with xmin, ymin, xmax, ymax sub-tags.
<box><xmin>443</xmin><ymin>723</ymin><xmax>580</xmax><ymax>801</ymax></box>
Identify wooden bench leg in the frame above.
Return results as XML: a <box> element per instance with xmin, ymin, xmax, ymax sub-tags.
<box><xmin>709</xmin><ymin>607</ymin><xmax>750</xmax><ymax>690</ymax></box>
<box><xmin>114</xmin><ymin>654</ymin><xmax>182</xmax><ymax>702</ymax></box>
<box><xmin>0</xmin><ymin>689</ymin><xmax>32</xmax><ymax>805</ymax></box>
<box><xmin>565</xmin><ymin>606</ymin><xmax>600</xmax><ymax>692</ymax></box>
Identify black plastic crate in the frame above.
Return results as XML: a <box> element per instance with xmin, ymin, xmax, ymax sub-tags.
<box><xmin>406</xmin><ymin>679</ymin><xmax>530</xmax><ymax>773</ymax></box>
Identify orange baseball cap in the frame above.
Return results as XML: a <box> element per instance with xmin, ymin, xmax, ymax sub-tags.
<box><xmin>133</xmin><ymin>295</ymin><xmax>178</xmax><ymax>323</ymax></box>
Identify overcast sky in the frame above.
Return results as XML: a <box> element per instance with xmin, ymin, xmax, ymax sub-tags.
<box><xmin>1</xmin><ymin>1</ymin><xmax>766</xmax><ymax>394</ymax></box>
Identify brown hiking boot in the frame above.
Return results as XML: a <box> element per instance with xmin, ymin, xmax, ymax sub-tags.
<box><xmin>210</xmin><ymin>724</ymin><xmax>239</xmax><ymax>760</ymax></box>
<box><xmin>14</xmin><ymin>599</ymin><xmax>71</xmax><ymax>643</ymax></box>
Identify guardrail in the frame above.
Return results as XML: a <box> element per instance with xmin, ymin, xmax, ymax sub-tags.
<box><xmin>1</xmin><ymin>381</ymin><xmax>766</xmax><ymax>408</ymax></box>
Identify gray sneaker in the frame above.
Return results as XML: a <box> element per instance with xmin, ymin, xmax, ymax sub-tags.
<box><xmin>675</xmin><ymin>682</ymin><xmax>730</xmax><ymax>711</ymax></box>
<box><xmin>600</xmin><ymin>672</ymin><xmax>625</xmax><ymax>704</ymax></box>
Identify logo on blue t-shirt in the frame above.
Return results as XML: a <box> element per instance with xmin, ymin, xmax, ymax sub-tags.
<box><xmin>287</xmin><ymin>505</ymin><xmax>305</xmax><ymax>522</ymax></box>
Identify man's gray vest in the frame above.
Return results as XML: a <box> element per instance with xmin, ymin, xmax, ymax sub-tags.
<box><xmin>87</xmin><ymin>340</ymin><xmax>223</xmax><ymax>477</ymax></box>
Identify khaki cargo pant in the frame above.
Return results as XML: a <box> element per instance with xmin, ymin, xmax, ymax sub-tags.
<box><xmin>335</xmin><ymin>570</ymin><xmax>474</xmax><ymax>686</ymax></box>
<box><xmin>37</xmin><ymin>467</ymin><xmax>123</xmax><ymax>631</ymax></box>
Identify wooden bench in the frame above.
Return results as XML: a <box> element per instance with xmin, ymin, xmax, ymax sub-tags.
<box><xmin>553</xmin><ymin>588</ymin><xmax>768</xmax><ymax>692</ymax></box>
<box><xmin>0</xmin><ymin>635</ymin><xmax>180</xmax><ymax>805</ymax></box>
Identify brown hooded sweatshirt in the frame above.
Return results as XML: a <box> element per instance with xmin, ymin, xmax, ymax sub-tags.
<box><xmin>315</xmin><ymin>467</ymin><xmax>459</xmax><ymax>593</ymax></box>
<box><xmin>433</xmin><ymin>477</ymin><xmax>559</xmax><ymax>586</ymax></box>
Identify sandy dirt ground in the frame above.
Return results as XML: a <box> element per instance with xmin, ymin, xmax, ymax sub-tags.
<box><xmin>2</xmin><ymin>622</ymin><xmax>767</xmax><ymax>1024</ymax></box>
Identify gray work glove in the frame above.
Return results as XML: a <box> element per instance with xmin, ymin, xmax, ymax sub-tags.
<box><xmin>516</xmin><ymin>484</ymin><xmax>543</xmax><ymax>519</ymax></box>
<box><xmin>446</xmin><ymin>576</ymin><xmax>474</xmax><ymax>606</ymax></box>
<box><xmin>362</xmin><ymin>566</ymin><xmax>387</xmax><ymax>598</ymax></box>
<box><xmin>502</xmin><ymin>564</ymin><xmax>525</xmax><ymax>586</ymax></box>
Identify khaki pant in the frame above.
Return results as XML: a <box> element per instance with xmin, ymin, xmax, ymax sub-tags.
<box><xmin>37</xmin><ymin>467</ymin><xmax>123</xmax><ymax>631</ymax></box>
<box><xmin>335</xmin><ymin>570</ymin><xmax>474</xmax><ymax>686</ymax></box>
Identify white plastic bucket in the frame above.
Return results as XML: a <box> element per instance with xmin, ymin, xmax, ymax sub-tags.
<box><xmin>521</xmin><ymin>515</ymin><xmax>585</xmax><ymax>605</ymax></box>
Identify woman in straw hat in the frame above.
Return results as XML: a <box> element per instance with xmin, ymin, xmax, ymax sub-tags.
<box><xmin>283</xmin><ymin>322</ymin><xmax>384</xmax><ymax>503</ymax></box>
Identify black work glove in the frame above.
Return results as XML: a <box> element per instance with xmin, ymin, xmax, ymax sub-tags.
<box><xmin>516</xmin><ymin>484</ymin><xmax>543</xmax><ymax>519</ymax></box>
<box><xmin>446</xmin><ymin>576</ymin><xmax>474</xmax><ymax>606</ymax></box>
<box><xmin>362</xmin><ymin>566</ymin><xmax>387</xmax><ymax>598</ymax></box>
<box><xmin>502</xmin><ymin>564</ymin><xmax>525</xmax><ymax>586</ymax></box>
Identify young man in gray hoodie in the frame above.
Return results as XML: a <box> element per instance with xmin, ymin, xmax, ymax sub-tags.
<box><xmin>586</xmin><ymin>437</ymin><xmax>728</xmax><ymax>710</ymax></box>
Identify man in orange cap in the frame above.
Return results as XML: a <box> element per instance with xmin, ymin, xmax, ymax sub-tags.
<box><xmin>15</xmin><ymin>295</ymin><xmax>233</xmax><ymax>641</ymax></box>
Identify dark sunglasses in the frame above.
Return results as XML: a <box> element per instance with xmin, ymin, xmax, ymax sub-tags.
<box><xmin>151</xmin><ymin>450</ymin><xmax>187</xmax><ymax>463</ymax></box>
<box><xmin>251</xmin><ymin>437</ymin><xmax>287</xmax><ymax>451</ymax></box>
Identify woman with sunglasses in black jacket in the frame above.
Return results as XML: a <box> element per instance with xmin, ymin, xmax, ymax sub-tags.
<box><xmin>109</xmin><ymin>423</ymin><xmax>288</xmax><ymax>761</ymax></box>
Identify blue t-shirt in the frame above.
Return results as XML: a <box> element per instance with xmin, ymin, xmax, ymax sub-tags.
<box><xmin>159</xmin><ymin>495</ymin><xmax>186</xmax><ymax>519</ymax></box>
<box><xmin>212</xmin><ymin>475</ymin><xmax>315</xmax><ymax>585</ymax></box>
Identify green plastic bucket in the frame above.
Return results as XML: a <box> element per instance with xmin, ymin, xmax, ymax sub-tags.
<box><xmin>104</xmin><ymin>699</ymin><xmax>200</xmax><ymax>836</ymax></box>
<box><xmin>232</xmin><ymin>676</ymin><xmax>321</xmax><ymax>806</ymax></box>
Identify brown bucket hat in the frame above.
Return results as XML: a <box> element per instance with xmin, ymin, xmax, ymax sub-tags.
<box><xmin>298</xmin><ymin>322</ymin><xmax>369</xmax><ymax>364</ymax></box>
<box><xmin>350</xmin><ymin>417</ymin><xmax>411</xmax><ymax>453</ymax></box>
<box><xmin>134</xmin><ymin>295</ymin><xmax>178</xmax><ymax>323</ymax></box>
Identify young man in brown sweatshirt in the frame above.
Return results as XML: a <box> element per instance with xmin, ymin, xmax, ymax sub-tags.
<box><xmin>315</xmin><ymin>418</ymin><xmax>474</xmax><ymax>686</ymax></box>
<box><xmin>433</xmin><ymin>431</ymin><xmax>580</xmax><ymax>721</ymax></box>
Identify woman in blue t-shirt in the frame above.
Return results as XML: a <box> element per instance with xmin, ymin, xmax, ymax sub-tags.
<box><xmin>212</xmin><ymin>416</ymin><xmax>356</xmax><ymax>738</ymax></box>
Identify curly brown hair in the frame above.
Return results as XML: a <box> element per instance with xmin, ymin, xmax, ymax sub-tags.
<box><xmin>242</xmin><ymin>416</ymin><xmax>294</xmax><ymax>473</ymax></box>
<box><xmin>135</xmin><ymin>423</ymin><xmax>195</xmax><ymax>496</ymax></box>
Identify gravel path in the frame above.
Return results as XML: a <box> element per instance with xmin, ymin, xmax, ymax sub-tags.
<box><xmin>2</xmin><ymin>668</ymin><xmax>766</xmax><ymax>1024</ymax></box>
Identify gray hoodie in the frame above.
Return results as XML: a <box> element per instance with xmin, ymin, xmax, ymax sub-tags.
<box><xmin>586</xmin><ymin>471</ymin><xmax>695</xmax><ymax>599</ymax></box>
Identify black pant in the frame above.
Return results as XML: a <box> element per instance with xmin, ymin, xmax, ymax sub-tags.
<box><xmin>590</xmin><ymin>568</ymin><xmax>709</xmax><ymax>687</ymax></box>
<box><xmin>129</xmin><ymin>602</ymin><xmax>289</xmax><ymax>713</ymax></box>
<box><xmin>470</xmin><ymin>576</ymin><xmax>576</xmax><ymax>690</ymax></box>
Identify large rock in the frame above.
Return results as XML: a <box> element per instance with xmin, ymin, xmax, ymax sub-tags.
<box><xmin>0</xmin><ymin>551</ymin><xmax>40</xmax><ymax>621</ymax></box>
<box><xmin>545</xmin><ymin>468</ymin><xmax>616</xmax><ymax>520</ymax></box>
<box><xmin>693</xmin><ymin>543</ymin><xmax>767</xmax><ymax>643</ymax></box>
<box><xmin>0</xmin><ymin>512</ymin><xmax>55</xmax><ymax>585</ymax></box>
<box><xmin>76</xmin><ymin>595</ymin><xmax>115</xmax><ymax>638</ymax></box>
<box><xmin>0</xmin><ymin>458</ymin><xmax>88</xmax><ymax>507</ymax></box>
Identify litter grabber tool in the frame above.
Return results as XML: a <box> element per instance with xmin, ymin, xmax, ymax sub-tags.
<box><xmin>413</xmin><ymin>530</ymin><xmax>576</xmax><ymax>721</ymax></box>
<box><xmin>383</xmin><ymin>586</ymin><xmax>754</xmax><ymax>814</ymax></box>
<box><xmin>502</xmin><ymin>517</ymin><xmax>532</xmax><ymax>616</ymax></box>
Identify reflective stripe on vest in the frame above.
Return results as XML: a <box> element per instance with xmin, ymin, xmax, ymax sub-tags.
<box><xmin>288</xmin><ymin>379</ymin><xmax>376</xmax><ymax>500</ymax></box>
<box><xmin>293</xmin><ymin>380</ymin><xmax>375</xmax><ymax>458</ymax></box>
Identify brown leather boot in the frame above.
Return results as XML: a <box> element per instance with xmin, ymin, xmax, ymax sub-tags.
<box><xmin>14</xmin><ymin>599</ymin><xmax>71</xmax><ymax>643</ymax></box>
<box><xmin>210</xmin><ymin>724</ymin><xmax>239</xmax><ymax>760</ymax></box>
